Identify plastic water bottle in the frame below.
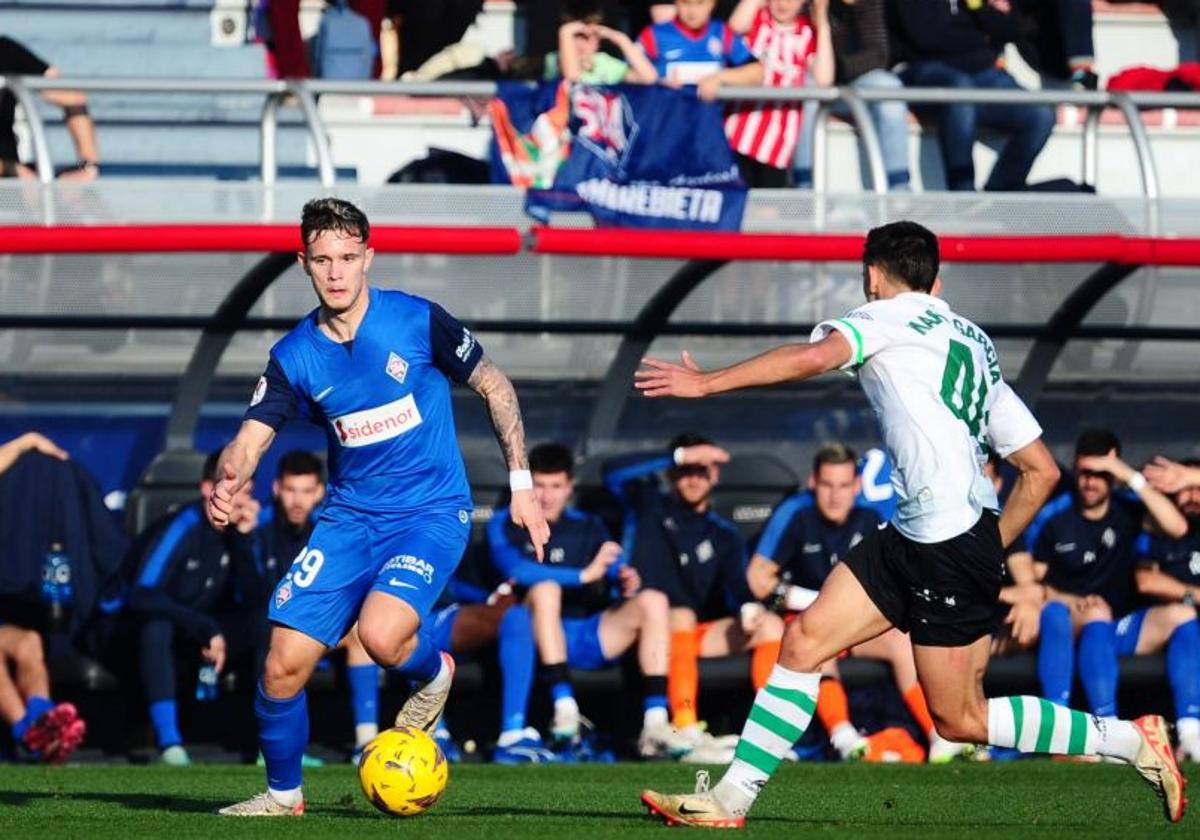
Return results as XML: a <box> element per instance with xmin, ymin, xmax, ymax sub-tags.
<box><xmin>196</xmin><ymin>664</ymin><xmax>219</xmax><ymax>702</ymax></box>
<box><xmin>40</xmin><ymin>542</ymin><xmax>74</xmax><ymax>630</ymax></box>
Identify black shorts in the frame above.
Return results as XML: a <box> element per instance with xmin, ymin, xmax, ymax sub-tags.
<box><xmin>843</xmin><ymin>511</ymin><xmax>1005</xmax><ymax>647</ymax></box>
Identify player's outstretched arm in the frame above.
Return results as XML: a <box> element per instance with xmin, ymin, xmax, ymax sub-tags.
<box><xmin>467</xmin><ymin>355</ymin><xmax>550</xmax><ymax>559</ymax></box>
<box><xmin>635</xmin><ymin>332</ymin><xmax>851</xmax><ymax>399</ymax></box>
<box><xmin>998</xmin><ymin>438</ymin><xmax>1060</xmax><ymax>549</ymax></box>
<box><xmin>208</xmin><ymin>419</ymin><xmax>275</xmax><ymax>530</ymax></box>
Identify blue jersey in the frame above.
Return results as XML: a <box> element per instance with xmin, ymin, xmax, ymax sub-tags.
<box><xmin>755</xmin><ymin>492</ymin><xmax>881</xmax><ymax>590</ymax></box>
<box><xmin>1135</xmin><ymin>519</ymin><xmax>1200</xmax><ymax>587</ymax></box>
<box><xmin>1026</xmin><ymin>491</ymin><xmax>1144</xmax><ymax>616</ymax></box>
<box><xmin>488</xmin><ymin>506</ymin><xmax>613</xmax><ymax>618</ymax></box>
<box><xmin>637</xmin><ymin>19</ymin><xmax>755</xmax><ymax>83</ymax></box>
<box><xmin>245</xmin><ymin>286</ymin><xmax>482</xmax><ymax>516</ymax></box>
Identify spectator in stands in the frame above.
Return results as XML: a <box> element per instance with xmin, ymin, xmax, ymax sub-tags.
<box><xmin>0</xmin><ymin>36</ymin><xmax>99</xmax><ymax>181</ymax></box>
<box><xmin>1014</xmin><ymin>0</ymin><xmax>1097</xmax><ymax>90</ymax></box>
<box><xmin>550</xmin><ymin>6</ymin><xmax>659</xmax><ymax>83</ymax></box>
<box><xmin>421</xmin><ymin>576</ymin><xmax>545</xmax><ymax>764</ymax></box>
<box><xmin>1018</xmin><ymin>429</ymin><xmax>1191</xmax><ymax>729</ymax></box>
<box><xmin>494</xmin><ymin>443</ymin><xmax>689</xmax><ymax>759</ymax></box>
<box><xmin>604</xmin><ymin>434</ymin><xmax>784</xmax><ymax>760</ymax></box>
<box><xmin>265</xmin><ymin>0</ymin><xmax>387</xmax><ymax>78</ymax></box>
<box><xmin>0</xmin><ymin>624</ymin><xmax>85</xmax><ymax>763</ymax></box>
<box><xmin>130</xmin><ymin>450</ymin><xmax>268</xmax><ymax>766</ymax></box>
<box><xmin>724</xmin><ymin>0</ymin><xmax>833</xmax><ymax>188</ymax></box>
<box><xmin>1158</xmin><ymin>0</ymin><xmax>1199</xmax><ymax>64</ymax></box>
<box><xmin>793</xmin><ymin>0</ymin><xmax>911</xmax><ymax>191</ymax></box>
<box><xmin>747</xmin><ymin>443</ymin><xmax>969</xmax><ymax>762</ymax></box>
<box><xmin>1137</xmin><ymin>455</ymin><xmax>1200</xmax><ymax>761</ymax></box>
<box><xmin>637</xmin><ymin>0</ymin><xmax>764</xmax><ymax>100</ymax></box>
<box><xmin>887</xmin><ymin>0</ymin><xmax>1055</xmax><ymax>191</ymax></box>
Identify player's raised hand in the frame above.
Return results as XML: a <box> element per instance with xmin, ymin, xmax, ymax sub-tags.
<box><xmin>206</xmin><ymin>462</ymin><xmax>239</xmax><ymax>530</ymax></box>
<box><xmin>635</xmin><ymin>351</ymin><xmax>709</xmax><ymax>398</ymax></box>
<box><xmin>1144</xmin><ymin>455</ymin><xmax>1197</xmax><ymax>494</ymax></box>
<box><xmin>617</xmin><ymin>563</ymin><xmax>641</xmax><ymax>597</ymax></box>
<box><xmin>677</xmin><ymin>443</ymin><xmax>732</xmax><ymax>466</ymax></box>
<box><xmin>510</xmin><ymin>488</ymin><xmax>550</xmax><ymax>561</ymax></box>
<box><xmin>582</xmin><ymin>540</ymin><xmax>623</xmax><ymax>583</ymax></box>
<box><xmin>21</xmin><ymin>432</ymin><xmax>68</xmax><ymax>460</ymax></box>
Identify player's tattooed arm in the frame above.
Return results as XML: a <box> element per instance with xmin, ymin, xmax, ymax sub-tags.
<box><xmin>467</xmin><ymin>355</ymin><xmax>529</xmax><ymax>471</ymax></box>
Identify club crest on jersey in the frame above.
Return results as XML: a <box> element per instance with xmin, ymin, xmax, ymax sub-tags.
<box><xmin>571</xmin><ymin>87</ymin><xmax>640</xmax><ymax>174</ymax></box>
<box><xmin>707</xmin><ymin>36</ymin><xmax>722</xmax><ymax>57</ymax></box>
<box><xmin>386</xmin><ymin>351</ymin><xmax>408</xmax><ymax>384</ymax></box>
<box><xmin>275</xmin><ymin>580</ymin><xmax>292</xmax><ymax>609</ymax></box>
<box><xmin>250</xmin><ymin>375</ymin><xmax>267</xmax><ymax>407</ymax></box>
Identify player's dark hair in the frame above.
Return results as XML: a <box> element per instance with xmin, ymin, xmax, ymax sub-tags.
<box><xmin>668</xmin><ymin>432</ymin><xmax>714</xmax><ymax>451</ymax></box>
<box><xmin>560</xmin><ymin>0</ymin><xmax>603</xmax><ymax>23</ymax></box>
<box><xmin>300</xmin><ymin>197</ymin><xmax>370</xmax><ymax>247</ymax></box>
<box><xmin>812</xmin><ymin>442</ymin><xmax>857</xmax><ymax>476</ymax></box>
<box><xmin>276</xmin><ymin>449</ymin><xmax>324</xmax><ymax>482</ymax></box>
<box><xmin>862</xmin><ymin>220</ymin><xmax>940</xmax><ymax>293</ymax></box>
<box><xmin>530</xmin><ymin>443</ymin><xmax>575</xmax><ymax>478</ymax></box>
<box><xmin>202</xmin><ymin>449</ymin><xmax>222</xmax><ymax>484</ymax></box>
<box><xmin>1075</xmin><ymin>427</ymin><xmax>1121</xmax><ymax>458</ymax></box>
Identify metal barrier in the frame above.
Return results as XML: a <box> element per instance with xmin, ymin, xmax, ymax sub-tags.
<box><xmin>4</xmin><ymin>76</ymin><xmax>1200</xmax><ymax>197</ymax></box>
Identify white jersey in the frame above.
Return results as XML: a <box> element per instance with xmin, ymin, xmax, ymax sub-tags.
<box><xmin>811</xmin><ymin>292</ymin><xmax>1042</xmax><ymax>543</ymax></box>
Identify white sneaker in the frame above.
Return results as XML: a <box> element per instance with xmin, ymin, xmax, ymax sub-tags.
<box><xmin>1177</xmin><ymin>738</ymin><xmax>1200</xmax><ymax>764</ymax></box>
<box><xmin>638</xmin><ymin>721</ymin><xmax>695</xmax><ymax>759</ymax></box>
<box><xmin>680</xmin><ymin>742</ymin><xmax>736</xmax><ymax>765</ymax></box>
<box><xmin>394</xmin><ymin>652</ymin><xmax>455</xmax><ymax>732</ymax></box>
<box><xmin>217</xmin><ymin>791</ymin><xmax>304</xmax><ymax>816</ymax></box>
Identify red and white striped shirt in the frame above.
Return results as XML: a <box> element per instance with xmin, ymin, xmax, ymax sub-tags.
<box><xmin>725</xmin><ymin>8</ymin><xmax>816</xmax><ymax>169</ymax></box>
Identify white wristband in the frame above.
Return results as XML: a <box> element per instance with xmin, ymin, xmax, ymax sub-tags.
<box><xmin>1126</xmin><ymin>472</ymin><xmax>1147</xmax><ymax>493</ymax></box>
<box><xmin>672</xmin><ymin>446</ymin><xmax>686</xmax><ymax>466</ymax></box>
<box><xmin>509</xmin><ymin>469</ymin><xmax>533</xmax><ymax>492</ymax></box>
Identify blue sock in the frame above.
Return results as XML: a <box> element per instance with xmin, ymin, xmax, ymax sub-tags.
<box><xmin>347</xmin><ymin>663</ymin><xmax>379</xmax><ymax>727</ymax></box>
<box><xmin>12</xmin><ymin>695</ymin><xmax>55</xmax><ymax>741</ymax></box>
<box><xmin>1078</xmin><ymin>619</ymin><xmax>1119</xmax><ymax>717</ymax></box>
<box><xmin>392</xmin><ymin>631</ymin><xmax>442</xmax><ymax>684</ymax></box>
<box><xmin>1038</xmin><ymin>601</ymin><xmax>1074</xmax><ymax>706</ymax></box>
<box><xmin>149</xmin><ymin>699</ymin><xmax>183</xmax><ymax>750</ymax></box>
<box><xmin>255</xmin><ymin>682</ymin><xmax>308</xmax><ymax>792</ymax></box>
<box><xmin>498</xmin><ymin>606</ymin><xmax>534</xmax><ymax>734</ymax></box>
<box><xmin>1167</xmin><ymin>619</ymin><xmax>1200</xmax><ymax>720</ymax></box>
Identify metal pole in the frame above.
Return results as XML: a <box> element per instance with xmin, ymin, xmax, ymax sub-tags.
<box><xmin>287</xmin><ymin>81</ymin><xmax>336</xmax><ymax>187</ymax></box>
<box><xmin>1112</xmin><ymin>92</ymin><xmax>1159</xmax><ymax>201</ymax></box>
<box><xmin>7</xmin><ymin>77</ymin><xmax>54</xmax><ymax>184</ymax></box>
<box><xmin>811</xmin><ymin>101</ymin><xmax>831</xmax><ymax>196</ymax></box>
<box><xmin>839</xmin><ymin>87</ymin><xmax>887</xmax><ymax>195</ymax></box>
<box><xmin>259</xmin><ymin>92</ymin><xmax>282</xmax><ymax>186</ymax></box>
<box><xmin>1082</xmin><ymin>105</ymin><xmax>1100</xmax><ymax>188</ymax></box>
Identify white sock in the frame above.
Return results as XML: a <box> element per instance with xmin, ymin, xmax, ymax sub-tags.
<box><xmin>829</xmin><ymin>722</ymin><xmax>864</xmax><ymax>757</ymax></box>
<box><xmin>713</xmin><ymin>665</ymin><xmax>820</xmax><ymax>816</ymax></box>
<box><xmin>554</xmin><ymin>696</ymin><xmax>580</xmax><ymax>718</ymax></box>
<box><xmin>268</xmin><ymin>786</ymin><xmax>302</xmax><ymax>807</ymax></box>
<box><xmin>426</xmin><ymin>654</ymin><xmax>452</xmax><ymax>691</ymax></box>
<box><xmin>355</xmin><ymin>722</ymin><xmax>378</xmax><ymax>748</ymax></box>
<box><xmin>1177</xmin><ymin>717</ymin><xmax>1200</xmax><ymax>745</ymax></box>
<box><xmin>643</xmin><ymin>706</ymin><xmax>669</xmax><ymax>729</ymax></box>
<box><xmin>986</xmin><ymin>696</ymin><xmax>1141</xmax><ymax>762</ymax></box>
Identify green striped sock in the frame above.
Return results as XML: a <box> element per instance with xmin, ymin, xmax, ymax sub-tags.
<box><xmin>984</xmin><ymin>696</ymin><xmax>1147</xmax><ymax>759</ymax></box>
<box><xmin>714</xmin><ymin>666</ymin><xmax>819</xmax><ymax>815</ymax></box>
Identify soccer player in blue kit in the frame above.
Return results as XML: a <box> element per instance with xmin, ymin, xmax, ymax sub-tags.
<box><xmin>208</xmin><ymin>198</ymin><xmax>549</xmax><ymax>816</ymax></box>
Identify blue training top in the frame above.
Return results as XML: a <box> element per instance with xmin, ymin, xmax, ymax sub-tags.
<box><xmin>245</xmin><ymin>286</ymin><xmax>482</xmax><ymax>516</ymax></box>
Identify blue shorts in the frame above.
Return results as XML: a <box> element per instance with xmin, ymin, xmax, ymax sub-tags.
<box><xmin>1114</xmin><ymin>608</ymin><xmax>1147</xmax><ymax>657</ymax></box>
<box><xmin>268</xmin><ymin>505</ymin><xmax>470</xmax><ymax>648</ymax></box>
<box><xmin>563</xmin><ymin>612</ymin><xmax>617</xmax><ymax>671</ymax></box>
<box><xmin>427</xmin><ymin>604</ymin><xmax>460</xmax><ymax>652</ymax></box>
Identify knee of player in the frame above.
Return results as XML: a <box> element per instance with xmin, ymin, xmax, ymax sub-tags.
<box><xmin>356</xmin><ymin>624</ymin><xmax>408</xmax><ymax>667</ymax></box>
<box><xmin>1079</xmin><ymin>600</ymin><xmax>1113</xmax><ymax>623</ymax></box>
<box><xmin>13</xmin><ymin>629</ymin><xmax>44</xmax><ymax>665</ymax></box>
<box><xmin>930</xmin><ymin>703</ymin><xmax>986</xmax><ymax>743</ymax></box>
<box><xmin>634</xmin><ymin>588</ymin><xmax>669</xmax><ymax>618</ymax></box>
<box><xmin>1158</xmin><ymin>603</ymin><xmax>1198</xmax><ymax>632</ymax></box>
<box><xmin>262</xmin><ymin>649</ymin><xmax>308</xmax><ymax>695</ymax></box>
<box><xmin>779</xmin><ymin>615</ymin><xmax>823</xmax><ymax>669</ymax></box>
<box><xmin>527</xmin><ymin>581</ymin><xmax>563</xmax><ymax>610</ymax></box>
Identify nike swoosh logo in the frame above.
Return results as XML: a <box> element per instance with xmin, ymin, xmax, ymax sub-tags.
<box><xmin>314</xmin><ymin>385</ymin><xmax>335</xmax><ymax>402</ymax></box>
<box><xmin>389</xmin><ymin>578</ymin><xmax>418</xmax><ymax>589</ymax></box>
<box><xmin>678</xmin><ymin>804</ymin><xmax>711</xmax><ymax>816</ymax></box>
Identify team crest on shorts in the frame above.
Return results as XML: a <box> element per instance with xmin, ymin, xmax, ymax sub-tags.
<box><xmin>275</xmin><ymin>581</ymin><xmax>293</xmax><ymax>609</ymax></box>
<box><xmin>386</xmin><ymin>352</ymin><xmax>408</xmax><ymax>384</ymax></box>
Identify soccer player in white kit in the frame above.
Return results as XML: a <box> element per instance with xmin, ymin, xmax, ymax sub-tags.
<box><xmin>636</xmin><ymin>221</ymin><xmax>1186</xmax><ymax>827</ymax></box>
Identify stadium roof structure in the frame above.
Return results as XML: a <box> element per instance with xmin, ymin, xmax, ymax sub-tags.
<box><xmin>1</xmin><ymin>182</ymin><xmax>1198</xmax><ymax>455</ymax></box>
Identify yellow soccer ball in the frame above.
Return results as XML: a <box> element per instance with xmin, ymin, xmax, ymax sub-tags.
<box><xmin>357</xmin><ymin>726</ymin><xmax>449</xmax><ymax>816</ymax></box>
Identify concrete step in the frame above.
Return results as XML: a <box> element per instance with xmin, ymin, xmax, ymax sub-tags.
<box><xmin>0</xmin><ymin>5</ymin><xmax>217</xmax><ymax>47</ymax></box>
<box><xmin>11</xmin><ymin>40</ymin><xmax>268</xmax><ymax>77</ymax></box>
<box><xmin>37</xmin><ymin>122</ymin><xmax>311</xmax><ymax>166</ymax></box>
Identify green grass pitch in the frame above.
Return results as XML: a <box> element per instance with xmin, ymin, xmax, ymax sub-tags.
<box><xmin>0</xmin><ymin>761</ymin><xmax>1190</xmax><ymax>838</ymax></box>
